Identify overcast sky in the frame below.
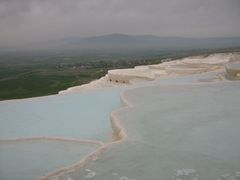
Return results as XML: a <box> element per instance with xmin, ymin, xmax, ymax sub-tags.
<box><xmin>0</xmin><ymin>0</ymin><xmax>240</xmax><ymax>46</ymax></box>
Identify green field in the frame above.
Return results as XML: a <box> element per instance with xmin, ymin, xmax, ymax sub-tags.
<box><xmin>0</xmin><ymin>48</ymin><xmax>239</xmax><ymax>100</ymax></box>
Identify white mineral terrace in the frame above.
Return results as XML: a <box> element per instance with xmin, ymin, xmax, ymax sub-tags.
<box><xmin>108</xmin><ymin>53</ymin><xmax>240</xmax><ymax>83</ymax></box>
<box><xmin>59</xmin><ymin>52</ymin><xmax>240</xmax><ymax>94</ymax></box>
<box><xmin>225</xmin><ymin>61</ymin><xmax>240</xmax><ymax>80</ymax></box>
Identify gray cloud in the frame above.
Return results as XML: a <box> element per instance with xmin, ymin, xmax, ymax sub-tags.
<box><xmin>0</xmin><ymin>0</ymin><xmax>240</xmax><ymax>46</ymax></box>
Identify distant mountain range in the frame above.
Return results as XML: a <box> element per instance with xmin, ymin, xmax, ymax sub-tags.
<box><xmin>4</xmin><ymin>34</ymin><xmax>240</xmax><ymax>51</ymax></box>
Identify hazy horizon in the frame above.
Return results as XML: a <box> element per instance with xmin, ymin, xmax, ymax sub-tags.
<box><xmin>0</xmin><ymin>0</ymin><xmax>240</xmax><ymax>47</ymax></box>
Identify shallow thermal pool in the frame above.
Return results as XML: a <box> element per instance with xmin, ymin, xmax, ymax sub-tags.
<box><xmin>67</xmin><ymin>81</ymin><xmax>240</xmax><ymax>180</ymax></box>
<box><xmin>0</xmin><ymin>140</ymin><xmax>98</xmax><ymax>180</ymax></box>
<box><xmin>0</xmin><ymin>88</ymin><xmax>123</xmax><ymax>141</ymax></box>
<box><xmin>0</xmin><ymin>87</ymin><xmax>123</xmax><ymax>180</ymax></box>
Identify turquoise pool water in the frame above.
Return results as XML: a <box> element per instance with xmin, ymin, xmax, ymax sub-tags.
<box><xmin>0</xmin><ymin>88</ymin><xmax>122</xmax><ymax>141</ymax></box>
<box><xmin>67</xmin><ymin>81</ymin><xmax>240</xmax><ymax>180</ymax></box>
<box><xmin>0</xmin><ymin>87</ymin><xmax>123</xmax><ymax>180</ymax></box>
<box><xmin>0</xmin><ymin>140</ymin><xmax>98</xmax><ymax>180</ymax></box>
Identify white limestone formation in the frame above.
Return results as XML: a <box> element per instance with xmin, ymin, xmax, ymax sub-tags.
<box><xmin>225</xmin><ymin>62</ymin><xmax>240</xmax><ymax>79</ymax></box>
<box><xmin>59</xmin><ymin>52</ymin><xmax>240</xmax><ymax>94</ymax></box>
<box><xmin>106</xmin><ymin>53</ymin><xmax>239</xmax><ymax>83</ymax></box>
